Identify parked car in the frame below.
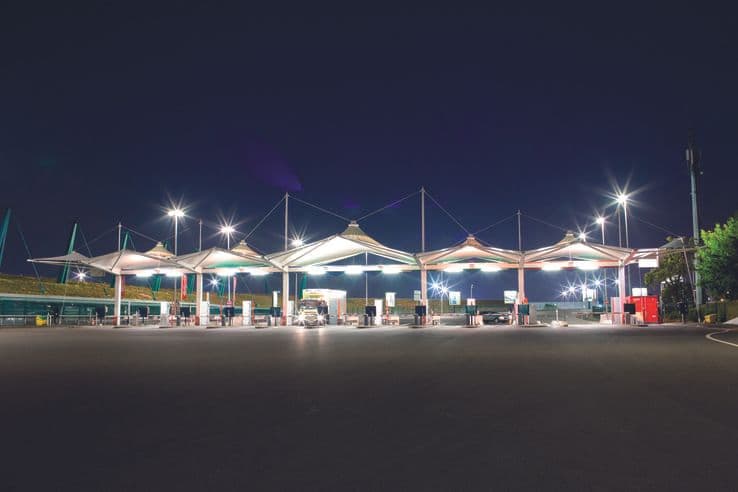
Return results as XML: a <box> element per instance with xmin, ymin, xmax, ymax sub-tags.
<box><xmin>482</xmin><ymin>311</ymin><xmax>512</xmax><ymax>325</ymax></box>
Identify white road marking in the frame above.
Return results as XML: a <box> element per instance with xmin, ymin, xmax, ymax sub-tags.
<box><xmin>705</xmin><ymin>328</ymin><xmax>738</xmax><ymax>348</ymax></box>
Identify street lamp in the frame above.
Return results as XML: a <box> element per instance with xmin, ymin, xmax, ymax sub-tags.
<box><xmin>220</xmin><ymin>225</ymin><xmax>236</xmax><ymax>303</ymax></box>
<box><xmin>167</xmin><ymin>208</ymin><xmax>185</xmax><ymax>255</ymax></box>
<box><xmin>167</xmin><ymin>208</ymin><xmax>185</xmax><ymax>314</ymax></box>
<box><xmin>616</xmin><ymin>193</ymin><xmax>631</xmax><ymax>295</ymax></box>
<box><xmin>291</xmin><ymin>237</ymin><xmax>304</xmax><ymax>248</ymax></box>
<box><xmin>595</xmin><ymin>215</ymin><xmax>608</xmax><ymax>308</ymax></box>
<box><xmin>440</xmin><ymin>286</ymin><xmax>449</xmax><ymax>315</ymax></box>
<box><xmin>616</xmin><ymin>193</ymin><xmax>629</xmax><ymax>248</ymax></box>
<box><xmin>220</xmin><ymin>225</ymin><xmax>235</xmax><ymax>249</ymax></box>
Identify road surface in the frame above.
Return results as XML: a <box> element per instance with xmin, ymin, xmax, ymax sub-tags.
<box><xmin>1</xmin><ymin>324</ymin><xmax>736</xmax><ymax>490</ymax></box>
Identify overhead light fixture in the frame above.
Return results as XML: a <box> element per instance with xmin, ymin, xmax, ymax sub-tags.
<box><xmin>291</xmin><ymin>238</ymin><xmax>304</xmax><ymax>247</ymax></box>
<box><xmin>165</xmin><ymin>271</ymin><xmax>182</xmax><ymax>277</ymax></box>
<box><xmin>345</xmin><ymin>265</ymin><xmax>364</xmax><ymax>275</ymax></box>
<box><xmin>444</xmin><ymin>265</ymin><xmax>464</xmax><ymax>273</ymax></box>
<box><xmin>382</xmin><ymin>267</ymin><xmax>401</xmax><ymax>275</ymax></box>
<box><xmin>136</xmin><ymin>272</ymin><xmax>153</xmax><ymax>278</ymax></box>
<box><xmin>249</xmin><ymin>269</ymin><xmax>269</xmax><ymax>276</ymax></box>
<box><xmin>307</xmin><ymin>267</ymin><xmax>325</xmax><ymax>276</ymax></box>
<box><xmin>481</xmin><ymin>265</ymin><xmax>501</xmax><ymax>273</ymax></box>
<box><xmin>167</xmin><ymin>208</ymin><xmax>185</xmax><ymax>218</ymax></box>
<box><xmin>542</xmin><ymin>264</ymin><xmax>562</xmax><ymax>271</ymax></box>
<box><xmin>576</xmin><ymin>262</ymin><xmax>599</xmax><ymax>271</ymax></box>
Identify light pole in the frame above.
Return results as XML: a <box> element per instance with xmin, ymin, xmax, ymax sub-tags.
<box><xmin>291</xmin><ymin>237</ymin><xmax>303</xmax><ymax>314</ymax></box>
<box><xmin>596</xmin><ymin>216</ymin><xmax>608</xmax><ymax>308</ymax></box>
<box><xmin>616</xmin><ymin>194</ymin><xmax>631</xmax><ymax>294</ymax></box>
<box><xmin>220</xmin><ymin>225</ymin><xmax>236</xmax><ymax>303</ymax></box>
<box><xmin>440</xmin><ymin>286</ymin><xmax>448</xmax><ymax>315</ymax></box>
<box><xmin>167</xmin><ymin>208</ymin><xmax>184</xmax><ymax>313</ymax></box>
<box><xmin>470</xmin><ymin>283</ymin><xmax>474</xmax><ymax>299</ymax></box>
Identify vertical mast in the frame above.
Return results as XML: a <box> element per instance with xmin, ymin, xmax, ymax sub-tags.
<box><xmin>687</xmin><ymin>130</ymin><xmax>703</xmax><ymax>314</ymax></box>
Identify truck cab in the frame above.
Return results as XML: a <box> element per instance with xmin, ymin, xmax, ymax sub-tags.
<box><xmin>297</xmin><ymin>299</ymin><xmax>328</xmax><ymax>327</ymax></box>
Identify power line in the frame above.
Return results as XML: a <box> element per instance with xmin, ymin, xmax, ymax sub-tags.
<box><xmin>633</xmin><ymin>216</ymin><xmax>683</xmax><ymax>238</ymax></box>
<box><xmin>355</xmin><ymin>190</ymin><xmax>420</xmax><ymax>222</ymax></box>
<box><xmin>424</xmin><ymin>191</ymin><xmax>471</xmax><ymax>235</ymax></box>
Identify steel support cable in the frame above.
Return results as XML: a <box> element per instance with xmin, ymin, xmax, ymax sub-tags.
<box><xmin>522</xmin><ymin>213</ymin><xmax>569</xmax><ymax>233</ymax></box>
<box><xmin>78</xmin><ymin>227</ymin><xmax>94</xmax><ymax>257</ymax></box>
<box><xmin>355</xmin><ymin>190</ymin><xmax>420</xmax><ymax>222</ymax></box>
<box><xmin>85</xmin><ymin>226</ymin><xmax>117</xmax><ymax>246</ymax></box>
<box><xmin>243</xmin><ymin>196</ymin><xmax>286</xmax><ymax>241</ymax></box>
<box><xmin>15</xmin><ymin>219</ymin><xmax>45</xmax><ymax>293</ymax></box>
<box><xmin>290</xmin><ymin>195</ymin><xmax>352</xmax><ymax>223</ymax></box>
<box><xmin>473</xmin><ymin>214</ymin><xmax>516</xmax><ymax>236</ymax></box>
<box><xmin>424</xmin><ymin>191</ymin><xmax>471</xmax><ymax>235</ymax></box>
<box><xmin>121</xmin><ymin>224</ymin><xmax>161</xmax><ymax>244</ymax></box>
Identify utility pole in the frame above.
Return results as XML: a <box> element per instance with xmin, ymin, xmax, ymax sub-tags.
<box><xmin>687</xmin><ymin>130</ymin><xmax>703</xmax><ymax>318</ymax></box>
<box><xmin>282</xmin><ymin>192</ymin><xmax>290</xmax><ymax>323</ymax></box>
<box><xmin>420</xmin><ymin>187</ymin><xmax>428</xmax><ymax>317</ymax></box>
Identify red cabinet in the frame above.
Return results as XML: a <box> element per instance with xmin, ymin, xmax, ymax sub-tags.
<box><xmin>625</xmin><ymin>295</ymin><xmax>660</xmax><ymax>324</ymax></box>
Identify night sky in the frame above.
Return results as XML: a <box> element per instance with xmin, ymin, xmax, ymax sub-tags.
<box><xmin>2</xmin><ymin>5</ymin><xmax>737</xmax><ymax>300</ymax></box>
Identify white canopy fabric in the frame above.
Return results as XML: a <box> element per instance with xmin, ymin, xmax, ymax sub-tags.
<box><xmin>417</xmin><ymin>235</ymin><xmax>521</xmax><ymax>268</ymax></box>
<box><xmin>28</xmin><ymin>251</ymin><xmax>90</xmax><ymax>266</ymax></box>
<box><xmin>523</xmin><ymin>232</ymin><xmax>635</xmax><ymax>268</ymax></box>
<box><xmin>175</xmin><ymin>242</ymin><xmax>278</xmax><ymax>274</ymax></box>
<box><xmin>267</xmin><ymin>221</ymin><xmax>417</xmax><ymax>270</ymax></box>
<box><xmin>29</xmin><ymin>243</ymin><xmax>185</xmax><ymax>275</ymax></box>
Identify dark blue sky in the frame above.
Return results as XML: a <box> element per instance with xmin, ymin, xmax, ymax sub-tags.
<box><xmin>2</xmin><ymin>5</ymin><xmax>737</xmax><ymax>299</ymax></box>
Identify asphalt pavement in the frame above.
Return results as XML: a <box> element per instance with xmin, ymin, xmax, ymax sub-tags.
<box><xmin>1</xmin><ymin>324</ymin><xmax>736</xmax><ymax>491</ymax></box>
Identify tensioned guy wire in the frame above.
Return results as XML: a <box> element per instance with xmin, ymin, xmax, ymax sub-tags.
<box><xmin>355</xmin><ymin>190</ymin><xmax>420</xmax><ymax>222</ymax></box>
<box><xmin>522</xmin><ymin>213</ymin><xmax>569</xmax><ymax>233</ymax></box>
<box><xmin>243</xmin><ymin>196</ymin><xmax>286</xmax><ymax>241</ymax></box>
<box><xmin>290</xmin><ymin>196</ymin><xmax>352</xmax><ymax>223</ymax></box>
<box><xmin>473</xmin><ymin>214</ymin><xmax>516</xmax><ymax>236</ymax></box>
<box><xmin>424</xmin><ymin>191</ymin><xmax>471</xmax><ymax>235</ymax></box>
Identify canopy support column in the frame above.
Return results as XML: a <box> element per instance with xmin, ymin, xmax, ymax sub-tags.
<box><xmin>517</xmin><ymin>264</ymin><xmax>526</xmax><ymax>303</ymax></box>
<box><xmin>114</xmin><ymin>274</ymin><xmax>122</xmax><ymax>326</ymax></box>
<box><xmin>282</xmin><ymin>270</ymin><xmax>289</xmax><ymax>325</ymax></box>
<box><xmin>195</xmin><ymin>273</ymin><xmax>203</xmax><ymax>325</ymax></box>
<box><xmin>617</xmin><ymin>262</ymin><xmax>626</xmax><ymax>325</ymax></box>
<box><xmin>420</xmin><ymin>268</ymin><xmax>428</xmax><ymax>308</ymax></box>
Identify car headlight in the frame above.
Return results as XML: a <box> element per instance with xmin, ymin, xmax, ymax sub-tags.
<box><xmin>317</xmin><ymin>314</ymin><xmax>325</xmax><ymax>321</ymax></box>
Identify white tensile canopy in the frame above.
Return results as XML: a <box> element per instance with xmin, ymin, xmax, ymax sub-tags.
<box><xmin>267</xmin><ymin>221</ymin><xmax>417</xmax><ymax>272</ymax></box>
<box><xmin>28</xmin><ymin>251</ymin><xmax>91</xmax><ymax>265</ymax></box>
<box><xmin>175</xmin><ymin>241</ymin><xmax>279</xmax><ymax>275</ymax></box>
<box><xmin>523</xmin><ymin>232</ymin><xmax>636</xmax><ymax>269</ymax></box>
<box><xmin>416</xmin><ymin>235</ymin><xmax>521</xmax><ymax>271</ymax></box>
<box><xmin>29</xmin><ymin>243</ymin><xmax>185</xmax><ymax>275</ymax></box>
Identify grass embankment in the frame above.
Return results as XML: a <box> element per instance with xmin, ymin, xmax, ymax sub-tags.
<box><xmin>0</xmin><ymin>274</ymin><xmax>507</xmax><ymax>313</ymax></box>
